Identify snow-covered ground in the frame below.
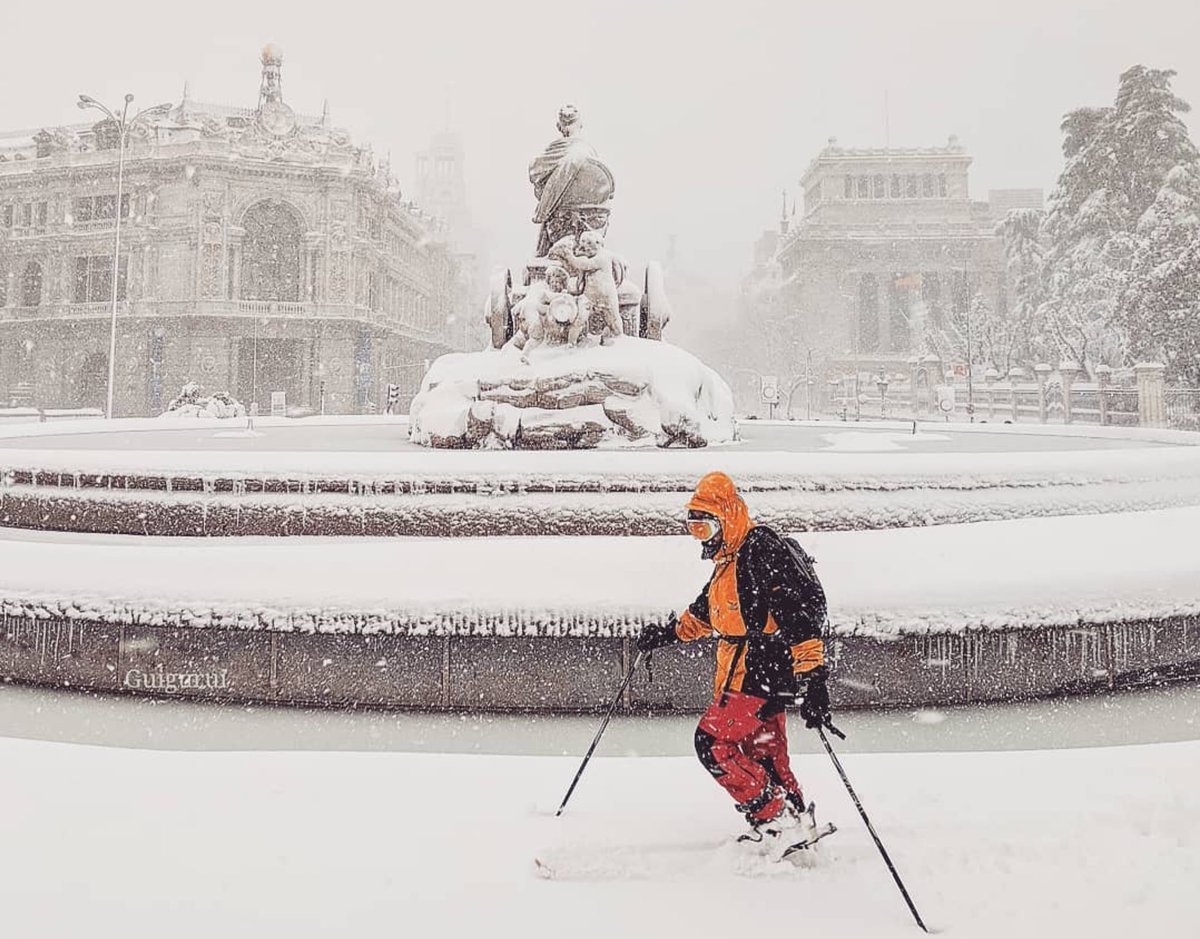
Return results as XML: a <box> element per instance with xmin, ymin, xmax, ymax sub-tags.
<box><xmin>1</xmin><ymin>724</ymin><xmax>1196</xmax><ymax>938</ymax></box>
<box><xmin>0</xmin><ymin>415</ymin><xmax>1193</xmax><ymax>470</ymax></box>
<box><xmin>2</xmin><ymin>507</ymin><xmax>1197</xmax><ymax>636</ymax></box>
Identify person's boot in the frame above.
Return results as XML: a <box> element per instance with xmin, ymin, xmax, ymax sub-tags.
<box><xmin>739</xmin><ymin>796</ymin><xmax>824</xmax><ymax>860</ymax></box>
<box><xmin>736</xmin><ymin>787</ymin><xmax>792</xmax><ymax>845</ymax></box>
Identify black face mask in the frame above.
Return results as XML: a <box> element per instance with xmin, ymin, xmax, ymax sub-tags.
<box><xmin>700</xmin><ymin>530</ymin><xmax>724</xmax><ymax>560</ymax></box>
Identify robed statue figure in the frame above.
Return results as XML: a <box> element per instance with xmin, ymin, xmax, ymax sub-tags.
<box><xmin>528</xmin><ymin>105</ymin><xmax>615</xmax><ymax>256</ymax></box>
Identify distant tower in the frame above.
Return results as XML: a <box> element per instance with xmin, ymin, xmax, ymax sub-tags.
<box><xmin>780</xmin><ymin>189</ymin><xmax>790</xmax><ymax>236</ymax></box>
<box><xmin>255</xmin><ymin>43</ymin><xmax>296</xmax><ymax>137</ymax></box>
<box><xmin>414</xmin><ymin>131</ymin><xmax>470</xmax><ymax>244</ymax></box>
<box><xmin>259</xmin><ymin>43</ymin><xmax>284</xmax><ymax>107</ymax></box>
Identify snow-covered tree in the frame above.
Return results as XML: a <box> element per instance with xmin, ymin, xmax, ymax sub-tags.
<box><xmin>1039</xmin><ymin>66</ymin><xmax>1199</xmax><ymax>376</ymax></box>
<box><xmin>924</xmin><ymin>289</ymin><xmax>1019</xmax><ymax>375</ymax></box>
<box><xmin>1123</xmin><ymin>163</ymin><xmax>1200</xmax><ymax>384</ymax></box>
<box><xmin>1040</xmin><ymin>106</ymin><xmax>1127</xmax><ymax>373</ymax></box>
<box><xmin>996</xmin><ymin>208</ymin><xmax>1051</xmax><ymax>367</ymax></box>
<box><xmin>1110</xmin><ymin>67</ymin><xmax>1199</xmax><ymax>220</ymax></box>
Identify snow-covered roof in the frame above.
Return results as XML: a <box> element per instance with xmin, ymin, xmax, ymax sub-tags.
<box><xmin>800</xmin><ymin>137</ymin><xmax>972</xmax><ymax>185</ymax></box>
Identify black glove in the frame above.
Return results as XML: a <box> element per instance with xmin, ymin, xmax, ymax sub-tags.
<box><xmin>636</xmin><ymin>615</ymin><xmax>678</xmax><ymax>653</ymax></box>
<box><xmin>798</xmin><ymin>666</ymin><xmax>831</xmax><ymax>730</ymax></box>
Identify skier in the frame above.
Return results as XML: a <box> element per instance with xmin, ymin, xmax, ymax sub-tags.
<box><xmin>637</xmin><ymin>471</ymin><xmax>832</xmax><ymax>853</ymax></box>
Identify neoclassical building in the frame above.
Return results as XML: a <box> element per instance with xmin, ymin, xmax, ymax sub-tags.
<box><xmin>0</xmin><ymin>45</ymin><xmax>463</xmax><ymax>415</ymax></box>
<box><xmin>770</xmin><ymin>137</ymin><xmax>1041</xmax><ymax>375</ymax></box>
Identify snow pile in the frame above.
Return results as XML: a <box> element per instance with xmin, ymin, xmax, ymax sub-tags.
<box><xmin>160</xmin><ymin>382</ymin><xmax>246</xmax><ymax>420</ymax></box>
<box><xmin>409</xmin><ymin>337</ymin><xmax>737</xmax><ymax>449</ymax></box>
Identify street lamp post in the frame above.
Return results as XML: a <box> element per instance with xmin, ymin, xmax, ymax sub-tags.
<box><xmin>77</xmin><ymin>93</ymin><xmax>172</xmax><ymax>419</ymax></box>
<box><xmin>805</xmin><ymin>348</ymin><xmax>813</xmax><ymax>421</ymax></box>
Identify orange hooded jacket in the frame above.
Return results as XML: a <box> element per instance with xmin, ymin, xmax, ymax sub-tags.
<box><xmin>671</xmin><ymin>472</ymin><xmax>826</xmax><ymax>703</ymax></box>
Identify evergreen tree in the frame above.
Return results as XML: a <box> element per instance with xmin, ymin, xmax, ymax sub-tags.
<box><xmin>1110</xmin><ymin>67</ymin><xmax>1199</xmax><ymax>220</ymax></box>
<box><xmin>1040</xmin><ymin>105</ymin><xmax>1126</xmax><ymax>373</ymax></box>
<box><xmin>996</xmin><ymin>208</ymin><xmax>1051</xmax><ymax>367</ymax></box>
<box><xmin>1040</xmin><ymin>66</ymin><xmax>1198</xmax><ymax>375</ymax></box>
<box><xmin>1123</xmin><ymin>163</ymin><xmax>1200</xmax><ymax>384</ymax></box>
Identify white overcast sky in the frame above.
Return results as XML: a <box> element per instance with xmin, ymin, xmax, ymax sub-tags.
<box><xmin>5</xmin><ymin>0</ymin><xmax>1199</xmax><ymax>293</ymax></box>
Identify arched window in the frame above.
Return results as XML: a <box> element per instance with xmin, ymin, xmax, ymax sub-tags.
<box><xmin>239</xmin><ymin>201</ymin><xmax>304</xmax><ymax>302</ymax></box>
<box><xmin>857</xmin><ymin>176</ymin><xmax>870</xmax><ymax>199</ymax></box>
<box><xmin>21</xmin><ymin>260</ymin><xmax>42</xmax><ymax>307</ymax></box>
<box><xmin>858</xmin><ymin>273</ymin><xmax>879</xmax><ymax>353</ymax></box>
<box><xmin>872</xmin><ymin>175</ymin><xmax>885</xmax><ymax>198</ymax></box>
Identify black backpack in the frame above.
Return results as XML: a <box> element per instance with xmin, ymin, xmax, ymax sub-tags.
<box><xmin>777</xmin><ymin>532</ymin><xmax>829</xmax><ymax>638</ymax></box>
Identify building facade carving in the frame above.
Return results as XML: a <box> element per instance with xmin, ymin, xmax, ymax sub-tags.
<box><xmin>0</xmin><ymin>44</ymin><xmax>464</xmax><ymax>415</ymax></box>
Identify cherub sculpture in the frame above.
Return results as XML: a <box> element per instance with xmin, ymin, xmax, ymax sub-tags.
<box><xmin>510</xmin><ymin>263</ymin><xmax>581</xmax><ymax>362</ymax></box>
<box><xmin>549</xmin><ymin>231</ymin><xmax>624</xmax><ymax>345</ymax></box>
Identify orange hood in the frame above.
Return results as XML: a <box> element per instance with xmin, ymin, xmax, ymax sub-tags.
<box><xmin>686</xmin><ymin>471</ymin><xmax>754</xmax><ymax>562</ymax></box>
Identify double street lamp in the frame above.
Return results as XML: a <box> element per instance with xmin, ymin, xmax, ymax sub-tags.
<box><xmin>77</xmin><ymin>93</ymin><xmax>171</xmax><ymax>419</ymax></box>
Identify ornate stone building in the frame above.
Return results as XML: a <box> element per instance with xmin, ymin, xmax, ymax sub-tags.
<box><xmin>770</xmin><ymin>137</ymin><xmax>1041</xmax><ymax>377</ymax></box>
<box><xmin>0</xmin><ymin>44</ymin><xmax>463</xmax><ymax>415</ymax></box>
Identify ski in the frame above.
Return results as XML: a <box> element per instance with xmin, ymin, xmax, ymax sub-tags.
<box><xmin>780</xmin><ymin>821</ymin><xmax>837</xmax><ymax>859</ymax></box>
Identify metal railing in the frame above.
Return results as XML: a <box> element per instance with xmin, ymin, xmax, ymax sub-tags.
<box><xmin>1166</xmin><ymin>389</ymin><xmax>1200</xmax><ymax>431</ymax></box>
<box><xmin>826</xmin><ymin>376</ymin><xmax>1143</xmax><ymax>426</ymax></box>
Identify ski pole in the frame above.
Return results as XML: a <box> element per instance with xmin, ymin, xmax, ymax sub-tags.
<box><xmin>555</xmin><ymin>648</ymin><xmax>644</xmax><ymax>817</ymax></box>
<box><xmin>817</xmin><ymin>726</ymin><xmax>929</xmax><ymax>933</ymax></box>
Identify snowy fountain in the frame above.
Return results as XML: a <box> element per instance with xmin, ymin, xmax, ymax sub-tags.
<box><xmin>2</xmin><ymin>108</ymin><xmax>1200</xmax><ymax>713</ymax></box>
<box><xmin>408</xmin><ymin>105</ymin><xmax>737</xmax><ymax>450</ymax></box>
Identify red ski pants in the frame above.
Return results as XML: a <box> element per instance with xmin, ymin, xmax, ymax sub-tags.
<box><xmin>694</xmin><ymin>692</ymin><xmax>801</xmax><ymax>821</ymax></box>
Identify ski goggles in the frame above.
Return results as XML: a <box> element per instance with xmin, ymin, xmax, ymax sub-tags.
<box><xmin>686</xmin><ymin>517</ymin><xmax>721</xmax><ymax>541</ymax></box>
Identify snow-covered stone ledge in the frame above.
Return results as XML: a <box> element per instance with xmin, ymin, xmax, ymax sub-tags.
<box><xmin>1</xmin><ymin>472</ymin><xmax>1199</xmax><ymax>536</ymax></box>
<box><xmin>0</xmin><ymin>507</ymin><xmax>1196</xmax><ymax>638</ymax></box>
<box><xmin>4</xmin><ymin>509</ymin><xmax>1198</xmax><ymax>709</ymax></box>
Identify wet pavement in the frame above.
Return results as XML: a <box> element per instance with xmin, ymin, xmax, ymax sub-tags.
<box><xmin>1</xmin><ymin>680</ymin><xmax>1196</xmax><ymax>755</ymax></box>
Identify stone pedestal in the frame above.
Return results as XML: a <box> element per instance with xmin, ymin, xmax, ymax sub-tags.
<box><xmin>1096</xmin><ymin>364</ymin><xmax>1112</xmax><ymax>426</ymax></box>
<box><xmin>1135</xmin><ymin>362</ymin><xmax>1167</xmax><ymax>428</ymax></box>
<box><xmin>1034</xmin><ymin>363</ymin><xmax>1053</xmax><ymax>423</ymax></box>
<box><xmin>1058</xmin><ymin>361</ymin><xmax>1082</xmax><ymax>424</ymax></box>
<box><xmin>1008</xmin><ymin>367</ymin><xmax>1026</xmax><ymax>422</ymax></box>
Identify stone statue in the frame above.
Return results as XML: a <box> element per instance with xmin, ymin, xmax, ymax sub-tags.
<box><xmin>550</xmin><ymin>232</ymin><xmax>624</xmax><ymax>345</ymax></box>
<box><xmin>510</xmin><ymin>262</ymin><xmax>584</xmax><ymax>360</ymax></box>
<box><xmin>528</xmin><ymin>106</ymin><xmax>615</xmax><ymax>256</ymax></box>
<box><xmin>412</xmin><ymin>105</ymin><xmax>734</xmax><ymax>451</ymax></box>
<box><xmin>480</xmin><ymin>104</ymin><xmax>674</xmax><ymax>351</ymax></box>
